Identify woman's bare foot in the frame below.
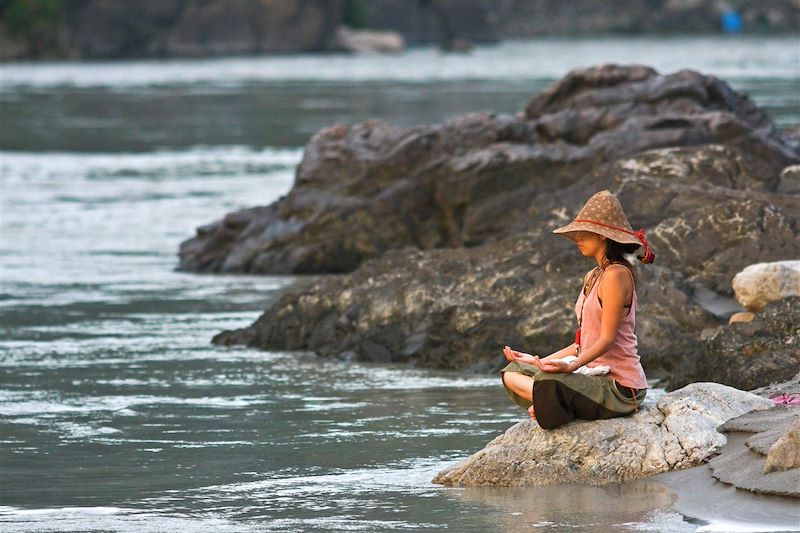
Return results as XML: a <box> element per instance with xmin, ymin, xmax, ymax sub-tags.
<box><xmin>528</xmin><ymin>405</ymin><xmax>536</xmax><ymax>419</ymax></box>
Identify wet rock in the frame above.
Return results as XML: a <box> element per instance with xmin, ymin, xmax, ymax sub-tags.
<box><xmin>430</xmin><ymin>382</ymin><xmax>773</xmax><ymax>487</ymax></box>
<box><xmin>732</xmin><ymin>260</ymin><xmax>800</xmax><ymax>312</ymax></box>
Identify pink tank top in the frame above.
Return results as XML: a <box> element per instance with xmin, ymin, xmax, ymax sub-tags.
<box><xmin>574</xmin><ymin>266</ymin><xmax>649</xmax><ymax>389</ymax></box>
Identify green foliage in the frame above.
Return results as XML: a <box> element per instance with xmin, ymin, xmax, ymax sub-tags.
<box><xmin>1</xmin><ymin>0</ymin><xmax>63</xmax><ymax>37</ymax></box>
<box><xmin>342</xmin><ymin>0</ymin><xmax>367</xmax><ymax>29</ymax></box>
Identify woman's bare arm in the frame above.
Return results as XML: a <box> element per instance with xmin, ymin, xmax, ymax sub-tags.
<box><xmin>540</xmin><ymin>342</ymin><xmax>579</xmax><ymax>361</ymax></box>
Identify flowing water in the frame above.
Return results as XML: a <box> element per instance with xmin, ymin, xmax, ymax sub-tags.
<box><xmin>1</xmin><ymin>37</ymin><xmax>798</xmax><ymax>532</ymax></box>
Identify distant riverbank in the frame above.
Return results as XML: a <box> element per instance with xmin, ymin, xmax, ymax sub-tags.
<box><xmin>1</xmin><ymin>0</ymin><xmax>798</xmax><ymax>61</ymax></box>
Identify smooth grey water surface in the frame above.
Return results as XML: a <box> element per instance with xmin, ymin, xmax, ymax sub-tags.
<box><xmin>1</xmin><ymin>36</ymin><xmax>798</xmax><ymax>532</ymax></box>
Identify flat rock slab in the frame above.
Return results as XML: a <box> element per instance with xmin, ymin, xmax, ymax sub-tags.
<box><xmin>432</xmin><ymin>382</ymin><xmax>773</xmax><ymax>486</ymax></box>
<box><xmin>708</xmin><ymin>404</ymin><xmax>800</xmax><ymax>498</ymax></box>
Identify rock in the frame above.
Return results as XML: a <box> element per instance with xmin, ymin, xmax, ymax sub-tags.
<box><xmin>178</xmin><ymin>64</ymin><xmax>798</xmax><ymax>275</ymax></box>
<box><xmin>441</xmin><ymin>37</ymin><xmax>473</xmax><ymax>52</ymax></box>
<box><xmin>732</xmin><ymin>260</ymin><xmax>800</xmax><ymax>311</ymax></box>
<box><xmin>209</xmin><ymin>186</ymin><xmax>797</xmax><ymax>385</ymax></box>
<box><xmin>68</xmin><ymin>0</ymin><xmax>340</xmax><ymax>59</ymax></box>
<box><xmin>705</xmin><ymin>404</ymin><xmax>800</xmax><ymax>497</ymax></box>
<box><xmin>331</xmin><ymin>25</ymin><xmax>405</xmax><ymax>53</ymax></box>
<box><xmin>644</xmin><ymin>199</ymin><xmax>799</xmax><ymax>296</ymax></box>
<box><xmin>777</xmin><ymin>164</ymin><xmax>800</xmax><ymax>194</ymax></box>
<box><xmin>728</xmin><ymin>311</ymin><xmax>755</xmax><ymax>324</ymax></box>
<box><xmin>203</xmin><ymin>65</ymin><xmax>799</xmax><ymax>389</ymax></box>
<box><xmin>430</xmin><ymin>382</ymin><xmax>774</xmax><ymax>487</ymax></box>
<box><xmin>749</xmin><ymin>368</ymin><xmax>800</xmax><ymax>399</ymax></box>
<box><xmin>209</xmin><ymin>230</ymin><xmax>718</xmax><ymax>380</ymax></box>
<box><xmin>668</xmin><ymin>296</ymin><xmax>800</xmax><ymax>390</ymax></box>
<box><xmin>764</xmin><ymin>416</ymin><xmax>800</xmax><ymax>474</ymax></box>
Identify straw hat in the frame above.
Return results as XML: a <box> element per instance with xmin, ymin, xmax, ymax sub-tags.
<box><xmin>552</xmin><ymin>189</ymin><xmax>655</xmax><ymax>264</ymax></box>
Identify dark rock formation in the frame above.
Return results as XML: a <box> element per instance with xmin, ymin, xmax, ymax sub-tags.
<box><xmin>178</xmin><ymin>65</ymin><xmax>798</xmax><ymax>275</ymax></box>
<box><xmin>668</xmin><ymin>297</ymin><xmax>800</xmax><ymax>390</ymax></box>
<box><xmin>206</xmin><ymin>64</ymin><xmax>800</xmax><ymax>387</ymax></box>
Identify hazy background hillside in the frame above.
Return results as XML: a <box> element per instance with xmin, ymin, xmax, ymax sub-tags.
<box><xmin>1</xmin><ymin>0</ymin><xmax>798</xmax><ymax>61</ymax></box>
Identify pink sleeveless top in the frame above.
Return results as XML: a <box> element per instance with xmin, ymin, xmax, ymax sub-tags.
<box><xmin>574</xmin><ymin>267</ymin><xmax>649</xmax><ymax>389</ymax></box>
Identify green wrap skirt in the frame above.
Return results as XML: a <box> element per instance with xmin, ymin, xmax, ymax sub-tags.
<box><xmin>500</xmin><ymin>360</ymin><xmax>646</xmax><ymax>430</ymax></box>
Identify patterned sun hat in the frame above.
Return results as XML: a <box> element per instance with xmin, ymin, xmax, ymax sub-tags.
<box><xmin>552</xmin><ymin>189</ymin><xmax>655</xmax><ymax>264</ymax></box>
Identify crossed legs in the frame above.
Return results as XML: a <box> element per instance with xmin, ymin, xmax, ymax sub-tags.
<box><xmin>501</xmin><ymin>371</ymin><xmax>537</xmax><ymax>419</ymax></box>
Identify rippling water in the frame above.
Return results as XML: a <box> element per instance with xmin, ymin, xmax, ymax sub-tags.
<box><xmin>1</xmin><ymin>36</ymin><xmax>797</xmax><ymax>532</ymax></box>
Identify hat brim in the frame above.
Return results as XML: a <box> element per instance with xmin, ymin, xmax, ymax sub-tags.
<box><xmin>552</xmin><ymin>221</ymin><xmax>642</xmax><ymax>246</ymax></box>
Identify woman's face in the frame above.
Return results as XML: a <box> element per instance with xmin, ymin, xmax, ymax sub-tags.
<box><xmin>573</xmin><ymin>231</ymin><xmax>605</xmax><ymax>257</ymax></box>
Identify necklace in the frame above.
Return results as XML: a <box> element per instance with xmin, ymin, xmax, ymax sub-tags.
<box><xmin>575</xmin><ymin>261</ymin><xmax>612</xmax><ymax>351</ymax></box>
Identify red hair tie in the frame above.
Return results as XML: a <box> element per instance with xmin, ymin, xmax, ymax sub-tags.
<box><xmin>633</xmin><ymin>228</ymin><xmax>655</xmax><ymax>264</ymax></box>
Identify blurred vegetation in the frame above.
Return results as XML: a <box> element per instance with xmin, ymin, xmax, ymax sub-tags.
<box><xmin>0</xmin><ymin>0</ymin><xmax>65</xmax><ymax>56</ymax></box>
<box><xmin>342</xmin><ymin>0</ymin><xmax>367</xmax><ymax>29</ymax></box>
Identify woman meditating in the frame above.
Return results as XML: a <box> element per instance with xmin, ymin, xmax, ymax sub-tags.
<box><xmin>500</xmin><ymin>189</ymin><xmax>655</xmax><ymax>430</ymax></box>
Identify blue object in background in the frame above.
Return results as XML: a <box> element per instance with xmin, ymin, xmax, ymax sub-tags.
<box><xmin>721</xmin><ymin>11</ymin><xmax>743</xmax><ymax>33</ymax></box>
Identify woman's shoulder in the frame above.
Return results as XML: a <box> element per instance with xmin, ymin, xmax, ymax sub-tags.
<box><xmin>600</xmin><ymin>264</ymin><xmax>635</xmax><ymax>289</ymax></box>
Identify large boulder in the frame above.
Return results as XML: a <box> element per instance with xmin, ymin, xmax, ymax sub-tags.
<box><xmin>732</xmin><ymin>260</ymin><xmax>800</xmax><ymax>311</ymax></box>
<box><xmin>210</xmin><ymin>150</ymin><xmax>799</xmax><ymax>381</ymax></box>
<box><xmin>210</xmin><ymin>227</ymin><xmax>720</xmax><ymax>380</ymax></box>
<box><xmin>177</xmin><ymin>64</ymin><xmax>798</xmax><ymax>275</ymax></box>
<box><xmin>205</xmin><ymin>64</ymin><xmax>799</xmax><ymax>389</ymax></box>
<box><xmin>430</xmin><ymin>382</ymin><xmax>774</xmax><ymax>486</ymax></box>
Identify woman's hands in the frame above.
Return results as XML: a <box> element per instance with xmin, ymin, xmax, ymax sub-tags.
<box><xmin>503</xmin><ymin>345</ymin><xmax>539</xmax><ymax>365</ymax></box>
<box><xmin>534</xmin><ymin>358</ymin><xmax>579</xmax><ymax>373</ymax></box>
<box><xmin>503</xmin><ymin>345</ymin><xmax>579</xmax><ymax>373</ymax></box>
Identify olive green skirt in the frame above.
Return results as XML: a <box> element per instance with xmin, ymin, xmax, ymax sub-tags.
<box><xmin>500</xmin><ymin>360</ymin><xmax>646</xmax><ymax>430</ymax></box>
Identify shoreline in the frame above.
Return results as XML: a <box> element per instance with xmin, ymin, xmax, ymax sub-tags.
<box><xmin>650</xmin><ymin>463</ymin><xmax>800</xmax><ymax>532</ymax></box>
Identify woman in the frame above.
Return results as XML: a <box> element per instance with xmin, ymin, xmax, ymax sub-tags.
<box><xmin>500</xmin><ymin>189</ymin><xmax>656</xmax><ymax>430</ymax></box>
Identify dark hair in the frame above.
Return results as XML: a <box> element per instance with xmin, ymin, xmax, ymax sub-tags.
<box><xmin>603</xmin><ymin>239</ymin><xmax>639</xmax><ymax>287</ymax></box>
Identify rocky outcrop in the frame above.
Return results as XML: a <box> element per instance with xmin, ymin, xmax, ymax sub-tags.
<box><xmin>206</xmin><ymin>65</ymin><xmax>800</xmax><ymax>385</ymax></box>
<box><xmin>179</xmin><ymin>65</ymin><xmax>798</xmax><ymax>275</ymax></box>
<box><xmin>430</xmin><ymin>382</ymin><xmax>774</xmax><ymax>486</ymax></box>
<box><xmin>667</xmin><ymin>296</ymin><xmax>800</xmax><ymax>390</ymax></box>
<box><xmin>732</xmin><ymin>260</ymin><xmax>800</xmax><ymax>311</ymax></box>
